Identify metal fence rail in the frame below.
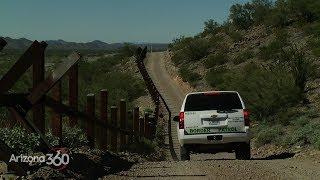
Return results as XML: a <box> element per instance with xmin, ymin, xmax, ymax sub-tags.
<box><xmin>134</xmin><ymin>47</ymin><xmax>178</xmax><ymax>160</ymax></box>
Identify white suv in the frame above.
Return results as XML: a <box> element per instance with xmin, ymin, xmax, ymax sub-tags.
<box><xmin>173</xmin><ymin>91</ymin><xmax>251</xmax><ymax>160</ymax></box>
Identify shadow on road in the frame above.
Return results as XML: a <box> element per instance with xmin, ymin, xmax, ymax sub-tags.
<box><xmin>199</xmin><ymin>152</ymin><xmax>296</xmax><ymax>161</ymax></box>
<box><xmin>254</xmin><ymin>152</ymin><xmax>296</xmax><ymax>160</ymax></box>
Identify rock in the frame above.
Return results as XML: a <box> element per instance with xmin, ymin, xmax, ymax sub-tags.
<box><xmin>0</xmin><ymin>161</ymin><xmax>7</xmax><ymax>174</ymax></box>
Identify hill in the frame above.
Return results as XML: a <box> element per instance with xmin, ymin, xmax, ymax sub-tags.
<box><xmin>169</xmin><ymin>0</ymin><xmax>320</xmax><ymax>152</ymax></box>
<box><xmin>0</xmin><ymin>37</ymin><xmax>168</xmax><ymax>51</ymax></box>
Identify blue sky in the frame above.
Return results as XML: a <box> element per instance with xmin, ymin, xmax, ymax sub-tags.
<box><xmin>0</xmin><ymin>0</ymin><xmax>249</xmax><ymax>43</ymax></box>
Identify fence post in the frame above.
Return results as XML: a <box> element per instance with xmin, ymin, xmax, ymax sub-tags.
<box><xmin>133</xmin><ymin>107</ymin><xmax>140</xmax><ymax>141</ymax></box>
<box><xmin>32</xmin><ymin>42</ymin><xmax>47</xmax><ymax>133</ymax></box>
<box><xmin>149</xmin><ymin>115</ymin><xmax>156</xmax><ymax>139</ymax></box>
<box><xmin>110</xmin><ymin>106</ymin><xmax>118</xmax><ymax>151</ymax></box>
<box><xmin>139</xmin><ymin>117</ymin><xmax>145</xmax><ymax>138</ymax></box>
<box><xmin>69</xmin><ymin>64</ymin><xmax>78</xmax><ymax>126</ymax></box>
<box><xmin>51</xmin><ymin>81</ymin><xmax>62</xmax><ymax>141</ymax></box>
<box><xmin>86</xmin><ymin>93</ymin><xmax>95</xmax><ymax>148</ymax></box>
<box><xmin>144</xmin><ymin>113</ymin><xmax>149</xmax><ymax>138</ymax></box>
<box><xmin>99</xmin><ymin>89</ymin><xmax>108</xmax><ymax>150</ymax></box>
<box><xmin>119</xmin><ymin>99</ymin><xmax>127</xmax><ymax>150</ymax></box>
<box><xmin>127</xmin><ymin>110</ymin><xmax>133</xmax><ymax>143</ymax></box>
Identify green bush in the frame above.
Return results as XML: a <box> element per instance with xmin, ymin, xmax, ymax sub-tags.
<box><xmin>309</xmin><ymin>37</ymin><xmax>320</xmax><ymax>57</ymax></box>
<box><xmin>265</xmin><ymin>0</ymin><xmax>290</xmax><ymax>27</ymax></box>
<box><xmin>171</xmin><ymin>51</ymin><xmax>189</xmax><ymax>65</ymax></box>
<box><xmin>205</xmin><ymin>68</ymin><xmax>228</xmax><ymax>87</ymax></box>
<box><xmin>255</xmin><ymin>125</ymin><xmax>283</xmax><ymax>147</ymax></box>
<box><xmin>279</xmin><ymin>46</ymin><xmax>316</xmax><ymax>93</ymax></box>
<box><xmin>184</xmin><ymin>38</ymin><xmax>210</xmax><ymax>61</ymax></box>
<box><xmin>304</xmin><ymin>22</ymin><xmax>320</xmax><ymax>36</ymax></box>
<box><xmin>229</xmin><ymin>0</ymin><xmax>272</xmax><ymax>29</ymax></box>
<box><xmin>207</xmin><ymin>63</ymin><xmax>301</xmax><ymax>120</ymax></box>
<box><xmin>179</xmin><ymin>65</ymin><xmax>201</xmax><ymax>85</ymax></box>
<box><xmin>205</xmin><ymin>53</ymin><xmax>228</xmax><ymax>68</ymax></box>
<box><xmin>171</xmin><ymin>36</ymin><xmax>194</xmax><ymax>52</ymax></box>
<box><xmin>259</xmin><ymin>40</ymin><xmax>286</xmax><ymax>60</ymax></box>
<box><xmin>0</xmin><ymin>126</ymin><xmax>40</xmax><ymax>154</ymax></box>
<box><xmin>229</xmin><ymin>31</ymin><xmax>243</xmax><ymax>42</ymax></box>
<box><xmin>259</xmin><ymin>29</ymin><xmax>288</xmax><ymax>60</ymax></box>
<box><xmin>202</xmin><ymin>19</ymin><xmax>220</xmax><ymax>37</ymax></box>
<box><xmin>233</xmin><ymin>50</ymin><xmax>254</xmax><ymax>64</ymax></box>
<box><xmin>289</xmin><ymin>122</ymin><xmax>320</xmax><ymax>149</ymax></box>
<box><xmin>171</xmin><ymin>38</ymin><xmax>210</xmax><ymax>64</ymax></box>
<box><xmin>62</xmin><ymin>125</ymin><xmax>88</xmax><ymax>148</ymax></box>
<box><xmin>229</xmin><ymin>3</ymin><xmax>254</xmax><ymax>30</ymax></box>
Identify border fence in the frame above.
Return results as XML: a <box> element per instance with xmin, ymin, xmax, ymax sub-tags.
<box><xmin>0</xmin><ymin>39</ymin><xmax>162</xmax><ymax>175</ymax></box>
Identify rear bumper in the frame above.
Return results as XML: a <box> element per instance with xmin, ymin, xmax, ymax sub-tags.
<box><xmin>177</xmin><ymin>127</ymin><xmax>250</xmax><ymax>146</ymax></box>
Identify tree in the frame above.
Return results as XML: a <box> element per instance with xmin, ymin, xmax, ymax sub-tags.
<box><xmin>287</xmin><ymin>0</ymin><xmax>320</xmax><ymax>23</ymax></box>
<box><xmin>265</xmin><ymin>0</ymin><xmax>290</xmax><ymax>27</ymax></box>
<box><xmin>251</xmin><ymin>0</ymin><xmax>272</xmax><ymax>25</ymax></box>
<box><xmin>202</xmin><ymin>19</ymin><xmax>220</xmax><ymax>36</ymax></box>
<box><xmin>229</xmin><ymin>3</ymin><xmax>254</xmax><ymax>30</ymax></box>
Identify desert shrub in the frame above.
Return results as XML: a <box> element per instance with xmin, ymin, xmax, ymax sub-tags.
<box><xmin>259</xmin><ymin>29</ymin><xmax>288</xmax><ymax>60</ymax></box>
<box><xmin>119</xmin><ymin>43</ymin><xmax>136</xmax><ymax>57</ymax></box>
<box><xmin>255</xmin><ymin>124</ymin><xmax>283</xmax><ymax>147</ymax></box>
<box><xmin>171</xmin><ymin>51</ymin><xmax>189</xmax><ymax>65</ymax></box>
<box><xmin>171</xmin><ymin>38</ymin><xmax>210</xmax><ymax>64</ymax></box>
<box><xmin>205</xmin><ymin>68</ymin><xmax>228</xmax><ymax>87</ymax></box>
<box><xmin>62</xmin><ymin>125</ymin><xmax>88</xmax><ymax>148</ymax></box>
<box><xmin>287</xmin><ymin>0</ymin><xmax>320</xmax><ymax>23</ymax></box>
<box><xmin>184</xmin><ymin>38</ymin><xmax>210</xmax><ymax>61</ymax></box>
<box><xmin>171</xmin><ymin>36</ymin><xmax>194</xmax><ymax>52</ymax></box>
<box><xmin>233</xmin><ymin>50</ymin><xmax>254</xmax><ymax>64</ymax></box>
<box><xmin>207</xmin><ymin>63</ymin><xmax>301</xmax><ymax>120</ymax></box>
<box><xmin>251</xmin><ymin>0</ymin><xmax>273</xmax><ymax>25</ymax></box>
<box><xmin>229</xmin><ymin>0</ymin><xmax>272</xmax><ymax>29</ymax></box>
<box><xmin>275</xmin><ymin>108</ymin><xmax>301</xmax><ymax>126</ymax></box>
<box><xmin>45</xmin><ymin>130</ymin><xmax>60</xmax><ymax>147</ymax></box>
<box><xmin>205</xmin><ymin>53</ymin><xmax>228</xmax><ymax>68</ymax></box>
<box><xmin>229</xmin><ymin>31</ymin><xmax>243</xmax><ymax>42</ymax></box>
<box><xmin>259</xmin><ymin>41</ymin><xmax>282</xmax><ymax>60</ymax></box>
<box><xmin>229</xmin><ymin>3</ymin><xmax>254</xmax><ymax>30</ymax></box>
<box><xmin>78</xmin><ymin>59</ymin><xmax>145</xmax><ymax>108</ymax></box>
<box><xmin>265</xmin><ymin>0</ymin><xmax>290</xmax><ymax>27</ymax></box>
<box><xmin>308</xmin><ymin>37</ymin><xmax>320</xmax><ymax>57</ymax></box>
<box><xmin>279</xmin><ymin>46</ymin><xmax>316</xmax><ymax>93</ymax></box>
<box><xmin>179</xmin><ymin>65</ymin><xmax>201</xmax><ymax>85</ymax></box>
<box><xmin>289</xmin><ymin>122</ymin><xmax>320</xmax><ymax>149</ymax></box>
<box><xmin>202</xmin><ymin>19</ymin><xmax>220</xmax><ymax>37</ymax></box>
<box><xmin>0</xmin><ymin>126</ymin><xmax>40</xmax><ymax>154</ymax></box>
<box><xmin>304</xmin><ymin>22</ymin><xmax>320</xmax><ymax>36</ymax></box>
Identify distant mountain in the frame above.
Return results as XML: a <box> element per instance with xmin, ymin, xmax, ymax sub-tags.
<box><xmin>0</xmin><ymin>37</ymin><xmax>168</xmax><ymax>51</ymax></box>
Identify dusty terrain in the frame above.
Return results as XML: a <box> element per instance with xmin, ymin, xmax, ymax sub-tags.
<box><xmin>105</xmin><ymin>52</ymin><xmax>320</xmax><ymax>179</ymax></box>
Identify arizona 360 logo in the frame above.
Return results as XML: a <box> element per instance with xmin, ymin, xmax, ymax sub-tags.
<box><xmin>47</xmin><ymin>147</ymin><xmax>70</xmax><ymax>170</ymax></box>
<box><xmin>9</xmin><ymin>147</ymin><xmax>70</xmax><ymax>171</ymax></box>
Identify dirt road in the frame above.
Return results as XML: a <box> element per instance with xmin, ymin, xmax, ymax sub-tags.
<box><xmin>107</xmin><ymin>52</ymin><xmax>320</xmax><ymax>179</ymax></box>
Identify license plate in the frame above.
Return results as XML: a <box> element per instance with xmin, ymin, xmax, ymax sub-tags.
<box><xmin>208</xmin><ymin>121</ymin><xmax>219</xmax><ymax>125</ymax></box>
<box><xmin>207</xmin><ymin>135</ymin><xmax>222</xmax><ymax>141</ymax></box>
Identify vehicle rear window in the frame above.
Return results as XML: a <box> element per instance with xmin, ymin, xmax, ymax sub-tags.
<box><xmin>184</xmin><ymin>92</ymin><xmax>243</xmax><ymax>111</ymax></box>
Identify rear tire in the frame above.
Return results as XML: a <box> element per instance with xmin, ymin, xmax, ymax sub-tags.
<box><xmin>180</xmin><ymin>146</ymin><xmax>190</xmax><ymax>161</ymax></box>
<box><xmin>235</xmin><ymin>142</ymin><xmax>251</xmax><ymax>160</ymax></box>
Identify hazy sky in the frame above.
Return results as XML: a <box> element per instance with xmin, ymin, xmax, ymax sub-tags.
<box><xmin>0</xmin><ymin>0</ymin><xmax>249</xmax><ymax>43</ymax></box>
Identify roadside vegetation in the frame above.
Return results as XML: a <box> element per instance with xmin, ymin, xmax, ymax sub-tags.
<box><xmin>169</xmin><ymin>0</ymin><xmax>320</xmax><ymax>151</ymax></box>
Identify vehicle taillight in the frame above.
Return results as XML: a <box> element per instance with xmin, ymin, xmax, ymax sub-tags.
<box><xmin>243</xmin><ymin>109</ymin><xmax>250</xmax><ymax>126</ymax></box>
<box><xmin>179</xmin><ymin>112</ymin><xmax>184</xmax><ymax>129</ymax></box>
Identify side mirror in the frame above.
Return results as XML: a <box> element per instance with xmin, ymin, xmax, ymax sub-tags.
<box><xmin>173</xmin><ymin>116</ymin><xmax>180</xmax><ymax>122</ymax></box>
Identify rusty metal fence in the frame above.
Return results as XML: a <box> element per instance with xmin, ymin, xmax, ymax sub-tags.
<box><xmin>135</xmin><ymin>47</ymin><xmax>178</xmax><ymax>160</ymax></box>
<box><xmin>0</xmin><ymin>39</ymin><xmax>159</xmax><ymax>175</ymax></box>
